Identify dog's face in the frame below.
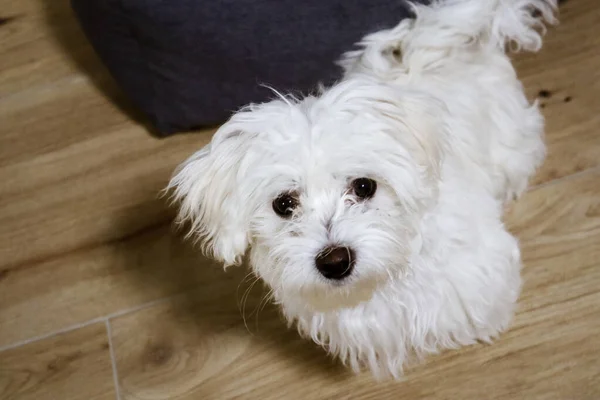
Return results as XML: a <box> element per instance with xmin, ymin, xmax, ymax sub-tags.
<box><xmin>170</xmin><ymin>80</ymin><xmax>444</xmax><ymax>312</ymax></box>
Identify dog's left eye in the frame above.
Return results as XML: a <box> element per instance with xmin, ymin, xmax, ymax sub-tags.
<box><xmin>351</xmin><ymin>178</ymin><xmax>377</xmax><ymax>200</ymax></box>
<box><xmin>272</xmin><ymin>193</ymin><xmax>299</xmax><ymax>218</ymax></box>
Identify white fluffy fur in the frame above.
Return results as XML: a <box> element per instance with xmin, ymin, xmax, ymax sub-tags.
<box><xmin>168</xmin><ymin>0</ymin><xmax>556</xmax><ymax>379</ymax></box>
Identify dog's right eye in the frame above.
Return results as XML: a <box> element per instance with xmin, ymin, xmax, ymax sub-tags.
<box><xmin>272</xmin><ymin>193</ymin><xmax>299</xmax><ymax>218</ymax></box>
<box><xmin>351</xmin><ymin>178</ymin><xmax>377</xmax><ymax>200</ymax></box>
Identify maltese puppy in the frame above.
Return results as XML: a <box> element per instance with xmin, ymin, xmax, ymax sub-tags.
<box><xmin>168</xmin><ymin>0</ymin><xmax>556</xmax><ymax>379</ymax></box>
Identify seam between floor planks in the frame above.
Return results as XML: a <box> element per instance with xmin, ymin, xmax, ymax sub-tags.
<box><xmin>106</xmin><ymin>319</ymin><xmax>123</xmax><ymax>400</ymax></box>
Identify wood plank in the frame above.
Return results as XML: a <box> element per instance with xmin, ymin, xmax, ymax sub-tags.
<box><xmin>0</xmin><ymin>222</ymin><xmax>221</xmax><ymax>348</ymax></box>
<box><xmin>0</xmin><ymin>78</ymin><xmax>215</xmax><ymax>348</ymax></box>
<box><xmin>0</xmin><ymin>76</ymin><xmax>218</xmax><ymax>347</ymax></box>
<box><xmin>513</xmin><ymin>0</ymin><xmax>600</xmax><ymax>185</ymax></box>
<box><xmin>0</xmin><ymin>0</ymin><xmax>109</xmax><ymax>98</ymax></box>
<box><xmin>0</xmin><ymin>93</ymin><xmax>224</xmax><ymax>348</ymax></box>
<box><xmin>0</xmin><ymin>323</ymin><xmax>116</xmax><ymax>400</ymax></box>
<box><xmin>109</xmin><ymin>170</ymin><xmax>600</xmax><ymax>400</ymax></box>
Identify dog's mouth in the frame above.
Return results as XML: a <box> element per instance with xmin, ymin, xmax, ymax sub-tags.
<box><xmin>297</xmin><ymin>267</ymin><xmax>383</xmax><ymax>312</ymax></box>
<box><xmin>305</xmin><ymin>286</ymin><xmax>379</xmax><ymax>312</ymax></box>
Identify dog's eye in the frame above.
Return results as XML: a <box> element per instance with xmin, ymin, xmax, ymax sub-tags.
<box><xmin>272</xmin><ymin>193</ymin><xmax>299</xmax><ymax>218</ymax></box>
<box><xmin>351</xmin><ymin>178</ymin><xmax>377</xmax><ymax>200</ymax></box>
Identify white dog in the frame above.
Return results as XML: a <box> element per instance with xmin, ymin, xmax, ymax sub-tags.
<box><xmin>168</xmin><ymin>0</ymin><xmax>556</xmax><ymax>379</ymax></box>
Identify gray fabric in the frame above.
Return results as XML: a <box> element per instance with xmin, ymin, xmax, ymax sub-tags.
<box><xmin>72</xmin><ymin>0</ymin><xmax>421</xmax><ymax>135</ymax></box>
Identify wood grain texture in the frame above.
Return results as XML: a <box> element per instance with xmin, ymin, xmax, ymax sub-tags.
<box><xmin>0</xmin><ymin>0</ymin><xmax>215</xmax><ymax>345</ymax></box>
<box><xmin>0</xmin><ymin>102</ymin><xmax>217</xmax><ymax>346</ymax></box>
<box><xmin>0</xmin><ymin>0</ymin><xmax>123</xmax><ymax>107</ymax></box>
<box><xmin>0</xmin><ymin>323</ymin><xmax>116</xmax><ymax>400</ymax></box>
<box><xmin>109</xmin><ymin>170</ymin><xmax>600</xmax><ymax>400</ymax></box>
<box><xmin>513</xmin><ymin>0</ymin><xmax>600</xmax><ymax>185</ymax></box>
<box><xmin>0</xmin><ymin>0</ymin><xmax>599</xmax><ymax>398</ymax></box>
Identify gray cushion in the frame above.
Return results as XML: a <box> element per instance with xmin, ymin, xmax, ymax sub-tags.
<box><xmin>72</xmin><ymin>0</ymin><xmax>421</xmax><ymax>135</ymax></box>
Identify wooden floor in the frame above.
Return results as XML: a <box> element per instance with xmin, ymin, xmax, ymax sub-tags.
<box><xmin>1</xmin><ymin>0</ymin><xmax>599</xmax><ymax>399</ymax></box>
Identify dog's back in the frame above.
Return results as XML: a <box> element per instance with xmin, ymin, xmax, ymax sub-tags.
<box><xmin>340</xmin><ymin>0</ymin><xmax>556</xmax><ymax>202</ymax></box>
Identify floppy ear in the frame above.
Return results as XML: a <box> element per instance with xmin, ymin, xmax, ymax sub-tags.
<box><xmin>168</xmin><ymin>124</ymin><xmax>255</xmax><ymax>267</ymax></box>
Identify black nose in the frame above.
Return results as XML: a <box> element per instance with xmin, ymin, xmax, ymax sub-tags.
<box><xmin>315</xmin><ymin>246</ymin><xmax>355</xmax><ymax>280</ymax></box>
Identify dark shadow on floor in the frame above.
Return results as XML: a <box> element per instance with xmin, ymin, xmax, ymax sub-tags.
<box><xmin>38</xmin><ymin>0</ymin><xmax>157</xmax><ymax>134</ymax></box>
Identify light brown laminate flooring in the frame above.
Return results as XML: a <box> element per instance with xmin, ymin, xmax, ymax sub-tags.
<box><xmin>1</xmin><ymin>0</ymin><xmax>599</xmax><ymax>399</ymax></box>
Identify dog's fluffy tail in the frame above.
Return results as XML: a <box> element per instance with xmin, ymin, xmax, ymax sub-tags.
<box><xmin>411</xmin><ymin>0</ymin><xmax>557</xmax><ymax>51</ymax></box>
<box><xmin>339</xmin><ymin>0</ymin><xmax>557</xmax><ymax>75</ymax></box>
